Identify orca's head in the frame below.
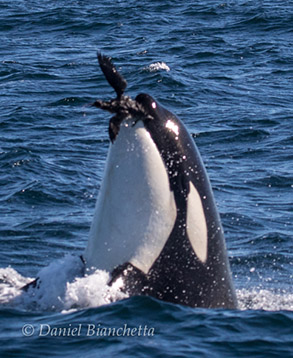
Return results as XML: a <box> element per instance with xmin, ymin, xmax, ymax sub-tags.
<box><xmin>135</xmin><ymin>93</ymin><xmax>157</xmax><ymax>115</ymax></box>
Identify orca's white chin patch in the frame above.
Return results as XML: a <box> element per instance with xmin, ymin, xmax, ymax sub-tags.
<box><xmin>84</xmin><ymin>118</ymin><xmax>177</xmax><ymax>274</ymax></box>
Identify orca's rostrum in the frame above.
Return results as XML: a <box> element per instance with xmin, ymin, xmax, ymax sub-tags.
<box><xmin>84</xmin><ymin>53</ymin><xmax>238</xmax><ymax>309</ymax></box>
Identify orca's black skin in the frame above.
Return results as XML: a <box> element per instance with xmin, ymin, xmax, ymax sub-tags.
<box><xmin>94</xmin><ymin>54</ymin><xmax>237</xmax><ymax>309</ymax></box>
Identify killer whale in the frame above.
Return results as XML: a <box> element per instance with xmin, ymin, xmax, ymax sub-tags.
<box><xmin>83</xmin><ymin>54</ymin><xmax>238</xmax><ymax>309</ymax></box>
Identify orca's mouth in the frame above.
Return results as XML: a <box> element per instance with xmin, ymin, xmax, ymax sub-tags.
<box><xmin>92</xmin><ymin>95</ymin><xmax>150</xmax><ymax>142</ymax></box>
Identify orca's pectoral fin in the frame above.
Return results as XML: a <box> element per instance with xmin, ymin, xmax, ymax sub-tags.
<box><xmin>97</xmin><ymin>52</ymin><xmax>127</xmax><ymax>99</ymax></box>
<box><xmin>109</xmin><ymin>262</ymin><xmax>149</xmax><ymax>296</ymax></box>
<box><xmin>21</xmin><ymin>277</ymin><xmax>40</xmax><ymax>291</ymax></box>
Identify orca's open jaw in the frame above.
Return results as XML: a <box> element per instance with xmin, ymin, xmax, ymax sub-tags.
<box><xmin>92</xmin><ymin>96</ymin><xmax>150</xmax><ymax>142</ymax></box>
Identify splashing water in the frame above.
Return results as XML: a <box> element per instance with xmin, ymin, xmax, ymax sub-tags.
<box><xmin>237</xmin><ymin>288</ymin><xmax>293</xmax><ymax>311</ymax></box>
<box><xmin>0</xmin><ymin>256</ymin><xmax>292</xmax><ymax>313</ymax></box>
<box><xmin>0</xmin><ymin>255</ymin><xmax>127</xmax><ymax>313</ymax></box>
<box><xmin>146</xmin><ymin>62</ymin><xmax>170</xmax><ymax>72</ymax></box>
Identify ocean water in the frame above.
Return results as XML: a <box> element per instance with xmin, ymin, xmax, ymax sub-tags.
<box><xmin>0</xmin><ymin>0</ymin><xmax>292</xmax><ymax>357</ymax></box>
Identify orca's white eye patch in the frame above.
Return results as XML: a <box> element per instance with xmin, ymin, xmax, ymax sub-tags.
<box><xmin>186</xmin><ymin>182</ymin><xmax>208</xmax><ymax>263</ymax></box>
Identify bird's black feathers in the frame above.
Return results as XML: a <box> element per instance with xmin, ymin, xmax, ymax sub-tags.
<box><xmin>97</xmin><ymin>53</ymin><xmax>127</xmax><ymax>99</ymax></box>
<box><xmin>94</xmin><ymin>53</ymin><xmax>151</xmax><ymax>142</ymax></box>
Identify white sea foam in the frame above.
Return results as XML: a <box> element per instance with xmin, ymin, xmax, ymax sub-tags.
<box><xmin>237</xmin><ymin>288</ymin><xmax>293</xmax><ymax>311</ymax></box>
<box><xmin>0</xmin><ymin>267</ymin><xmax>32</xmax><ymax>304</ymax></box>
<box><xmin>146</xmin><ymin>62</ymin><xmax>170</xmax><ymax>72</ymax></box>
<box><xmin>0</xmin><ymin>255</ymin><xmax>127</xmax><ymax>313</ymax></box>
<box><xmin>0</xmin><ymin>258</ymin><xmax>292</xmax><ymax>312</ymax></box>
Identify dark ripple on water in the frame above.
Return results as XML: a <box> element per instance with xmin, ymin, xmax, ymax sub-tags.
<box><xmin>0</xmin><ymin>0</ymin><xmax>292</xmax><ymax>357</ymax></box>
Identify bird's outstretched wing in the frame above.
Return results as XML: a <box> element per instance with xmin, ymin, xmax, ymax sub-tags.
<box><xmin>97</xmin><ymin>53</ymin><xmax>127</xmax><ymax>99</ymax></box>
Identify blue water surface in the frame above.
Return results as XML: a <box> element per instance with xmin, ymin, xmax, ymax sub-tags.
<box><xmin>0</xmin><ymin>1</ymin><xmax>292</xmax><ymax>357</ymax></box>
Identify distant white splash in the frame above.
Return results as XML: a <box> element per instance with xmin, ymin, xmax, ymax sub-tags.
<box><xmin>146</xmin><ymin>62</ymin><xmax>170</xmax><ymax>72</ymax></box>
<box><xmin>237</xmin><ymin>288</ymin><xmax>293</xmax><ymax>311</ymax></box>
<box><xmin>0</xmin><ymin>255</ymin><xmax>127</xmax><ymax>313</ymax></box>
<box><xmin>0</xmin><ymin>259</ymin><xmax>292</xmax><ymax>312</ymax></box>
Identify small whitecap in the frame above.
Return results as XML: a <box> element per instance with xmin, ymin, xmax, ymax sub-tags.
<box><xmin>147</xmin><ymin>62</ymin><xmax>170</xmax><ymax>72</ymax></box>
